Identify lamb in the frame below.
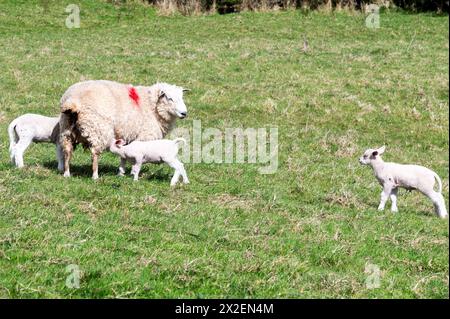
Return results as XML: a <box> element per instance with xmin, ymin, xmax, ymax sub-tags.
<box><xmin>359</xmin><ymin>146</ymin><xmax>448</xmax><ymax>218</ymax></box>
<box><xmin>109</xmin><ymin>138</ymin><xmax>189</xmax><ymax>186</ymax></box>
<box><xmin>8</xmin><ymin>114</ymin><xmax>63</xmax><ymax>171</ymax></box>
<box><xmin>59</xmin><ymin>80</ymin><xmax>188</xmax><ymax>179</ymax></box>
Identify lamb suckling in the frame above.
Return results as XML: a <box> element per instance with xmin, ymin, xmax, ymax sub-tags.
<box><xmin>59</xmin><ymin>80</ymin><xmax>189</xmax><ymax>180</ymax></box>
<box><xmin>8</xmin><ymin>114</ymin><xmax>63</xmax><ymax>171</ymax></box>
<box><xmin>359</xmin><ymin>146</ymin><xmax>448</xmax><ymax>218</ymax></box>
<box><xmin>109</xmin><ymin>138</ymin><xmax>189</xmax><ymax>186</ymax></box>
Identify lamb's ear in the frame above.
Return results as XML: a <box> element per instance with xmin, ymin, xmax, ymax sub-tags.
<box><xmin>115</xmin><ymin>139</ymin><xmax>125</xmax><ymax>148</ymax></box>
<box><xmin>182</xmin><ymin>88</ymin><xmax>190</xmax><ymax>93</ymax></box>
<box><xmin>378</xmin><ymin>145</ymin><xmax>386</xmax><ymax>155</ymax></box>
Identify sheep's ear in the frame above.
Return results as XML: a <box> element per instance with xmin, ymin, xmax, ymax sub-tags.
<box><xmin>182</xmin><ymin>88</ymin><xmax>190</xmax><ymax>93</ymax></box>
<box><xmin>378</xmin><ymin>145</ymin><xmax>386</xmax><ymax>155</ymax></box>
<box><xmin>158</xmin><ymin>90</ymin><xmax>166</xmax><ymax>99</ymax></box>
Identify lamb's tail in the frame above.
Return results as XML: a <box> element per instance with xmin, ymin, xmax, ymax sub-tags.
<box><xmin>173</xmin><ymin>138</ymin><xmax>187</xmax><ymax>146</ymax></box>
<box><xmin>433</xmin><ymin>172</ymin><xmax>443</xmax><ymax>193</ymax></box>
<box><xmin>7</xmin><ymin>119</ymin><xmax>18</xmax><ymax>160</ymax></box>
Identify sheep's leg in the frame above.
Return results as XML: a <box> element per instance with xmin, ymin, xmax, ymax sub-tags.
<box><xmin>390</xmin><ymin>188</ymin><xmax>398</xmax><ymax>213</ymax></box>
<box><xmin>425</xmin><ymin>190</ymin><xmax>448</xmax><ymax>219</ymax></box>
<box><xmin>56</xmin><ymin>143</ymin><xmax>64</xmax><ymax>172</ymax></box>
<box><xmin>131</xmin><ymin>163</ymin><xmax>141</xmax><ymax>181</ymax></box>
<box><xmin>118</xmin><ymin>158</ymin><xmax>127</xmax><ymax>176</ymax></box>
<box><xmin>62</xmin><ymin>137</ymin><xmax>73</xmax><ymax>177</ymax></box>
<box><xmin>378</xmin><ymin>184</ymin><xmax>393</xmax><ymax>211</ymax></box>
<box><xmin>14</xmin><ymin>137</ymin><xmax>32</xmax><ymax>168</ymax></box>
<box><xmin>91</xmin><ymin>149</ymin><xmax>100</xmax><ymax>180</ymax></box>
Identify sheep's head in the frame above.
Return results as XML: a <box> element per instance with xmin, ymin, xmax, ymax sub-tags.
<box><xmin>359</xmin><ymin>146</ymin><xmax>385</xmax><ymax>165</ymax></box>
<box><xmin>153</xmin><ymin>83</ymin><xmax>189</xmax><ymax>120</ymax></box>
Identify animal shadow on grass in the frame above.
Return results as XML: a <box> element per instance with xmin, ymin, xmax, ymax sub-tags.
<box><xmin>43</xmin><ymin>160</ymin><xmax>172</xmax><ymax>182</ymax></box>
<box><xmin>43</xmin><ymin>161</ymin><xmax>118</xmax><ymax>177</ymax></box>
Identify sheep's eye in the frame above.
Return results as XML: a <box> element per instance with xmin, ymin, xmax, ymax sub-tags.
<box><xmin>363</xmin><ymin>155</ymin><xmax>368</xmax><ymax>158</ymax></box>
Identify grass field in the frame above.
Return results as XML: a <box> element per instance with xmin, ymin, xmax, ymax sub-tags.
<box><xmin>0</xmin><ymin>0</ymin><xmax>448</xmax><ymax>298</ymax></box>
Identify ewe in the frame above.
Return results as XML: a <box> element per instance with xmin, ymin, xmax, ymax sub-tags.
<box><xmin>59</xmin><ymin>80</ymin><xmax>188</xmax><ymax>179</ymax></box>
<box><xmin>8</xmin><ymin>114</ymin><xmax>63</xmax><ymax>170</ymax></box>
<box><xmin>109</xmin><ymin>138</ymin><xmax>189</xmax><ymax>186</ymax></box>
<box><xmin>359</xmin><ymin>146</ymin><xmax>448</xmax><ymax>218</ymax></box>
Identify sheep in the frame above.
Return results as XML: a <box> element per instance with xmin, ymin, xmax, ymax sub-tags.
<box><xmin>359</xmin><ymin>146</ymin><xmax>448</xmax><ymax>218</ymax></box>
<box><xmin>59</xmin><ymin>80</ymin><xmax>189</xmax><ymax>179</ymax></box>
<box><xmin>8</xmin><ymin>114</ymin><xmax>63</xmax><ymax>171</ymax></box>
<box><xmin>109</xmin><ymin>138</ymin><xmax>189</xmax><ymax>186</ymax></box>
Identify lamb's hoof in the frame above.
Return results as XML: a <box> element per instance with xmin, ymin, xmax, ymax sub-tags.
<box><xmin>63</xmin><ymin>172</ymin><xmax>71</xmax><ymax>178</ymax></box>
<box><xmin>118</xmin><ymin>173</ymin><xmax>125</xmax><ymax>177</ymax></box>
<box><xmin>92</xmin><ymin>174</ymin><xmax>99</xmax><ymax>180</ymax></box>
<box><xmin>391</xmin><ymin>208</ymin><xmax>398</xmax><ymax>213</ymax></box>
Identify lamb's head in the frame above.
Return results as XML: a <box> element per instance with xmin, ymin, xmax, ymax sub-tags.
<box><xmin>359</xmin><ymin>146</ymin><xmax>385</xmax><ymax>165</ymax></box>
<box><xmin>109</xmin><ymin>138</ymin><xmax>126</xmax><ymax>153</ymax></box>
<box><xmin>153</xmin><ymin>83</ymin><xmax>189</xmax><ymax>120</ymax></box>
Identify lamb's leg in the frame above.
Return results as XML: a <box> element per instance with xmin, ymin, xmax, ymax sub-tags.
<box><xmin>91</xmin><ymin>148</ymin><xmax>100</xmax><ymax>180</ymax></box>
<box><xmin>170</xmin><ymin>169</ymin><xmax>181</xmax><ymax>187</ymax></box>
<box><xmin>167</xmin><ymin>159</ymin><xmax>188</xmax><ymax>186</ymax></box>
<box><xmin>390</xmin><ymin>188</ymin><xmax>398</xmax><ymax>213</ymax></box>
<box><xmin>9</xmin><ymin>143</ymin><xmax>16</xmax><ymax>165</ymax></box>
<box><xmin>118</xmin><ymin>158</ymin><xmax>126</xmax><ymax>176</ymax></box>
<box><xmin>131</xmin><ymin>163</ymin><xmax>141</xmax><ymax>181</ymax></box>
<box><xmin>177</xmin><ymin>161</ymin><xmax>189</xmax><ymax>184</ymax></box>
<box><xmin>62</xmin><ymin>137</ymin><xmax>73</xmax><ymax>177</ymax></box>
<box><xmin>425</xmin><ymin>190</ymin><xmax>448</xmax><ymax>219</ymax></box>
<box><xmin>56</xmin><ymin>143</ymin><xmax>64</xmax><ymax>172</ymax></box>
<box><xmin>378</xmin><ymin>184</ymin><xmax>393</xmax><ymax>211</ymax></box>
<box><xmin>14</xmin><ymin>137</ymin><xmax>32</xmax><ymax>168</ymax></box>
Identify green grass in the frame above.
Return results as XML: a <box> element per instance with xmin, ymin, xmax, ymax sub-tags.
<box><xmin>0</xmin><ymin>0</ymin><xmax>448</xmax><ymax>298</ymax></box>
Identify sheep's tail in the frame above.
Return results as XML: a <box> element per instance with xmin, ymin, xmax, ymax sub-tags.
<box><xmin>433</xmin><ymin>172</ymin><xmax>443</xmax><ymax>193</ymax></box>
<box><xmin>173</xmin><ymin>138</ymin><xmax>186</xmax><ymax>146</ymax></box>
<box><xmin>8</xmin><ymin>119</ymin><xmax>18</xmax><ymax>157</ymax></box>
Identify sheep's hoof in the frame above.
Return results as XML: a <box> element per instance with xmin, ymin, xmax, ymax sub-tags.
<box><xmin>92</xmin><ymin>174</ymin><xmax>99</xmax><ymax>180</ymax></box>
<box><xmin>63</xmin><ymin>172</ymin><xmax>71</xmax><ymax>178</ymax></box>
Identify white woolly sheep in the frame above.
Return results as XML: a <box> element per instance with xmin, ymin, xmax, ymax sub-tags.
<box><xmin>109</xmin><ymin>138</ymin><xmax>189</xmax><ymax>186</ymax></box>
<box><xmin>359</xmin><ymin>146</ymin><xmax>448</xmax><ymax>218</ymax></box>
<box><xmin>59</xmin><ymin>80</ymin><xmax>189</xmax><ymax>179</ymax></box>
<box><xmin>8</xmin><ymin>114</ymin><xmax>63</xmax><ymax>171</ymax></box>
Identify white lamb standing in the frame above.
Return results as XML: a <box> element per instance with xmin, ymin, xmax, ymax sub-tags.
<box><xmin>8</xmin><ymin>114</ymin><xmax>63</xmax><ymax>171</ymax></box>
<box><xmin>109</xmin><ymin>138</ymin><xmax>189</xmax><ymax>186</ymax></box>
<box><xmin>359</xmin><ymin>146</ymin><xmax>448</xmax><ymax>218</ymax></box>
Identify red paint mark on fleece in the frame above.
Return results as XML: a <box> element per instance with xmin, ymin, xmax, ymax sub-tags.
<box><xmin>128</xmin><ymin>87</ymin><xmax>140</xmax><ymax>106</ymax></box>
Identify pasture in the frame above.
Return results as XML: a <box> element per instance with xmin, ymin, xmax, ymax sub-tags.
<box><xmin>0</xmin><ymin>0</ymin><xmax>448</xmax><ymax>298</ymax></box>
